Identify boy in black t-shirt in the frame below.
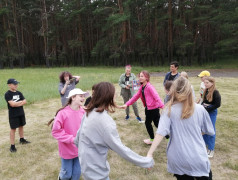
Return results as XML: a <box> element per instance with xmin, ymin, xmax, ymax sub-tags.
<box><xmin>5</xmin><ymin>79</ymin><xmax>30</xmax><ymax>153</ymax></box>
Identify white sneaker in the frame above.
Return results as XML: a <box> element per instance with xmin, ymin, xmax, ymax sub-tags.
<box><xmin>144</xmin><ymin>139</ymin><xmax>153</xmax><ymax>145</ymax></box>
<box><xmin>208</xmin><ymin>150</ymin><xmax>214</xmax><ymax>158</ymax></box>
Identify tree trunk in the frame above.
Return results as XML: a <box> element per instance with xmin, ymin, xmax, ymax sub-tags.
<box><xmin>41</xmin><ymin>0</ymin><xmax>49</xmax><ymax>67</ymax></box>
<box><xmin>118</xmin><ymin>0</ymin><xmax>127</xmax><ymax>44</ymax></box>
<box><xmin>168</xmin><ymin>0</ymin><xmax>173</xmax><ymax>62</ymax></box>
<box><xmin>20</xmin><ymin>15</ymin><xmax>24</xmax><ymax>68</ymax></box>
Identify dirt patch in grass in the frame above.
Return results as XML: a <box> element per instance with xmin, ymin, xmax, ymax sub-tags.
<box><xmin>0</xmin><ymin>77</ymin><xmax>237</xmax><ymax>179</ymax></box>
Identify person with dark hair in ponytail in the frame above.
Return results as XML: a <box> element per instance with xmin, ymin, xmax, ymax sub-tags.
<box><xmin>49</xmin><ymin>88</ymin><xmax>88</xmax><ymax>180</ymax></box>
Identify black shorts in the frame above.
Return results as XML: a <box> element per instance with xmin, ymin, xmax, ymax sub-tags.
<box><xmin>9</xmin><ymin>115</ymin><xmax>26</xmax><ymax>129</ymax></box>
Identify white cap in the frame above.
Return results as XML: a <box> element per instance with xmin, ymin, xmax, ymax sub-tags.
<box><xmin>66</xmin><ymin>88</ymin><xmax>89</xmax><ymax>98</ymax></box>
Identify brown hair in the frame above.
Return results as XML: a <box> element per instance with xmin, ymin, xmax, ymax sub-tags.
<box><xmin>203</xmin><ymin>77</ymin><xmax>216</xmax><ymax>102</ymax></box>
<box><xmin>92</xmin><ymin>84</ymin><xmax>97</xmax><ymax>91</ymax></box>
<box><xmin>139</xmin><ymin>70</ymin><xmax>150</xmax><ymax>82</ymax></box>
<box><xmin>165</xmin><ymin>77</ymin><xmax>194</xmax><ymax>119</ymax></box>
<box><xmin>164</xmin><ymin>80</ymin><xmax>173</xmax><ymax>91</ymax></box>
<box><xmin>86</xmin><ymin>82</ymin><xmax>116</xmax><ymax>116</ymax></box>
<box><xmin>59</xmin><ymin>71</ymin><xmax>73</xmax><ymax>83</ymax></box>
<box><xmin>48</xmin><ymin>96</ymin><xmax>74</xmax><ymax>128</ymax></box>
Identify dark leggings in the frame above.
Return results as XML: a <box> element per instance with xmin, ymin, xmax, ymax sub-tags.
<box><xmin>145</xmin><ymin>108</ymin><xmax>160</xmax><ymax>139</ymax></box>
<box><xmin>145</xmin><ymin>108</ymin><xmax>169</xmax><ymax>139</ymax></box>
<box><xmin>174</xmin><ymin>170</ymin><xmax>212</xmax><ymax>180</ymax></box>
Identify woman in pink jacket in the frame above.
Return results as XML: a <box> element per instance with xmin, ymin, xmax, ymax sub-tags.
<box><xmin>121</xmin><ymin>71</ymin><xmax>164</xmax><ymax>145</ymax></box>
<box><xmin>51</xmin><ymin>88</ymin><xmax>88</xmax><ymax>180</ymax></box>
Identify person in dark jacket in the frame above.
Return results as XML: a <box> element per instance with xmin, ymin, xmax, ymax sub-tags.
<box><xmin>202</xmin><ymin>77</ymin><xmax>221</xmax><ymax>158</ymax></box>
<box><xmin>163</xmin><ymin>61</ymin><xmax>180</xmax><ymax>85</ymax></box>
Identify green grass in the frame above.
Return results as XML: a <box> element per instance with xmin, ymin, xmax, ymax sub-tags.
<box><xmin>0</xmin><ymin>70</ymin><xmax>238</xmax><ymax>179</ymax></box>
<box><xmin>0</xmin><ymin>67</ymin><xmax>122</xmax><ymax>109</ymax></box>
<box><xmin>1</xmin><ymin>67</ymin><xmax>164</xmax><ymax>109</ymax></box>
<box><xmin>1</xmin><ymin>64</ymin><xmax>238</xmax><ymax>110</ymax></box>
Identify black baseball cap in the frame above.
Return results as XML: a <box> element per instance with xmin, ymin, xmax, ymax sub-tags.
<box><xmin>7</xmin><ymin>78</ymin><xmax>20</xmax><ymax>85</ymax></box>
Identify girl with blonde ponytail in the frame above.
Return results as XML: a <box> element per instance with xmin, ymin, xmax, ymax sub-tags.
<box><xmin>147</xmin><ymin>77</ymin><xmax>215</xmax><ymax>180</ymax></box>
<box><xmin>166</xmin><ymin>76</ymin><xmax>195</xmax><ymax>119</ymax></box>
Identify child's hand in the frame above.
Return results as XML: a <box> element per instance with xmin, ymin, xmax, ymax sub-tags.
<box><xmin>119</xmin><ymin>105</ymin><xmax>127</xmax><ymax>109</ymax></box>
<box><xmin>146</xmin><ymin>155</ymin><xmax>154</xmax><ymax>170</ymax></box>
<box><xmin>125</xmin><ymin>85</ymin><xmax>130</xmax><ymax>89</ymax></box>
<box><xmin>65</xmin><ymin>80</ymin><xmax>70</xmax><ymax>85</ymax></box>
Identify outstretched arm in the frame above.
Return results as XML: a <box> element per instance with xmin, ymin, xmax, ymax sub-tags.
<box><xmin>147</xmin><ymin>134</ymin><xmax>164</xmax><ymax>157</ymax></box>
<box><xmin>103</xmin><ymin>122</ymin><xmax>154</xmax><ymax>168</ymax></box>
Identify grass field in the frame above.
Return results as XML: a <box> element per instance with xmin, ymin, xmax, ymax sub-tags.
<box><xmin>0</xmin><ymin>67</ymin><xmax>237</xmax><ymax>180</ymax></box>
<box><xmin>0</xmin><ymin>64</ymin><xmax>237</xmax><ymax>109</ymax></box>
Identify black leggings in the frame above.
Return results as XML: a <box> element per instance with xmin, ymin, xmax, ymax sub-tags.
<box><xmin>174</xmin><ymin>170</ymin><xmax>212</xmax><ymax>180</ymax></box>
<box><xmin>145</xmin><ymin>108</ymin><xmax>160</xmax><ymax>139</ymax></box>
<box><xmin>145</xmin><ymin>108</ymin><xmax>169</xmax><ymax>139</ymax></box>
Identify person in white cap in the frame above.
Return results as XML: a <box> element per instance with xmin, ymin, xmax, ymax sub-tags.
<box><xmin>197</xmin><ymin>70</ymin><xmax>211</xmax><ymax>104</ymax></box>
<box><xmin>50</xmin><ymin>88</ymin><xmax>88</xmax><ymax>180</ymax></box>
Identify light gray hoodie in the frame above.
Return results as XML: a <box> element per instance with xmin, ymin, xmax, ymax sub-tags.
<box><xmin>75</xmin><ymin>109</ymin><xmax>154</xmax><ymax>180</ymax></box>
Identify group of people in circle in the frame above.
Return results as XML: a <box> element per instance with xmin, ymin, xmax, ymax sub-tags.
<box><xmin>3</xmin><ymin>59</ymin><xmax>221</xmax><ymax>180</ymax></box>
<box><xmin>47</xmin><ymin>61</ymin><xmax>221</xmax><ymax>180</ymax></box>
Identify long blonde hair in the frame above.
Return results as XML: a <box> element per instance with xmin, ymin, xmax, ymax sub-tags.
<box><xmin>165</xmin><ymin>77</ymin><xmax>195</xmax><ymax>119</ymax></box>
<box><xmin>203</xmin><ymin>77</ymin><xmax>216</xmax><ymax>102</ymax></box>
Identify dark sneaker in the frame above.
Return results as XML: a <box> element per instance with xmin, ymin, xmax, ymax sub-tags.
<box><xmin>10</xmin><ymin>146</ymin><xmax>17</xmax><ymax>153</ymax></box>
<box><xmin>136</xmin><ymin>116</ymin><xmax>144</xmax><ymax>123</ymax></box>
<box><xmin>125</xmin><ymin>115</ymin><xmax>130</xmax><ymax>120</ymax></box>
<box><xmin>19</xmin><ymin>138</ymin><xmax>31</xmax><ymax>144</ymax></box>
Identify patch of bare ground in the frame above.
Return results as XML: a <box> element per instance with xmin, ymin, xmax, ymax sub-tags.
<box><xmin>151</xmin><ymin>69</ymin><xmax>238</xmax><ymax>78</ymax></box>
<box><xmin>0</xmin><ymin>76</ymin><xmax>237</xmax><ymax>179</ymax></box>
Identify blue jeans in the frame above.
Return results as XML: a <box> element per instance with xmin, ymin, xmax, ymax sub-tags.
<box><xmin>203</xmin><ymin>109</ymin><xmax>217</xmax><ymax>150</ymax></box>
<box><xmin>59</xmin><ymin>157</ymin><xmax>81</xmax><ymax>180</ymax></box>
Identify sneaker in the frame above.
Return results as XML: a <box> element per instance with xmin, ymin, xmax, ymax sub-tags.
<box><xmin>125</xmin><ymin>115</ymin><xmax>130</xmax><ymax>120</ymax></box>
<box><xmin>136</xmin><ymin>116</ymin><xmax>144</xmax><ymax>123</ymax></box>
<box><xmin>144</xmin><ymin>139</ymin><xmax>153</xmax><ymax>145</ymax></box>
<box><xmin>19</xmin><ymin>138</ymin><xmax>31</xmax><ymax>144</ymax></box>
<box><xmin>10</xmin><ymin>146</ymin><xmax>17</xmax><ymax>153</ymax></box>
<box><xmin>208</xmin><ymin>150</ymin><xmax>214</xmax><ymax>158</ymax></box>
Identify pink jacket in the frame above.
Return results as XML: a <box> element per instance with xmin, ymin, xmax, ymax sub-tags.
<box><xmin>126</xmin><ymin>82</ymin><xmax>164</xmax><ymax>110</ymax></box>
<box><xmin>52</xmin><ymin>106</ymin><xmax>85</xmax><ymax>159</ymax></box>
